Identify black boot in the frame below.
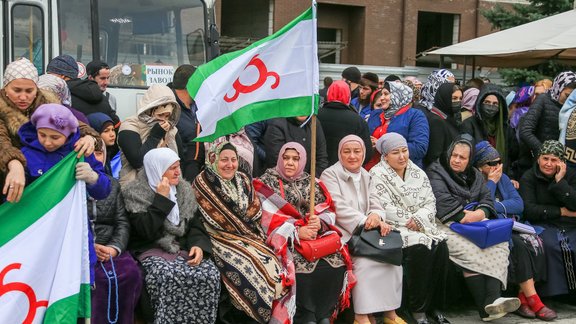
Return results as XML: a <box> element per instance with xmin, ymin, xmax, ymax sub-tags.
<box><xmin>464</xmin><ymin>275</ymin><xmax>489</xmax><ymax>319</ymax></box>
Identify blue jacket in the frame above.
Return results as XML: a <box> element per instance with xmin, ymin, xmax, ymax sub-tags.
<box><xmin>367</xmin><ymin>108</ymin><xmax>429</xmax><ymax>168</ymax></box>
<box><xmin>486</xmin><ymin>173</ymin><xmax>524</xmax><ymax>218</ymax></box>
<box><xmin>18</xmin><ymin>121</ymin><xmax>111</xmax><ymax>200</ymax></box>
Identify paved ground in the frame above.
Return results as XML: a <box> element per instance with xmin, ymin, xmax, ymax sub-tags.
<box><xmin>442</xmin><ymin>299</ymin><xmax>576</xmax><ymax>323</ymax></box>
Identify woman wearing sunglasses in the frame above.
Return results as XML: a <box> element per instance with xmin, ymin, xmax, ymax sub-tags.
<box><xmin>474</xmin><ymin>141</ymin><xmax>556</xmax><ymax>321</ymax></box>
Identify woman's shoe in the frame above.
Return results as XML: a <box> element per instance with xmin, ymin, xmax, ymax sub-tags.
<box><xmin>426</xmin><ymin>310</ymin><xmax>451</xmax><ymax>324</ymax></box>
<box><xmin>484</xmin><ymin>297</ymin><xmax>521</xmax><ymax>315</ymax></box>
<box><xmin>383</xmin><ymin>316</ymin><xmax>407</xmax><ymax>324</ymax></box>
<box><xmin>514</xmin><ymin>304</ymin><xmax>536</xmax><ymax>319</ymax></box>
<box><xmin>535</xmin><ymin>306</ymin><xmax>558</xmax><ymax>321</ymax></box>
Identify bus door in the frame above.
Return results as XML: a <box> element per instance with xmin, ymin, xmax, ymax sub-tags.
<box><xmin>3</xmin><ymin>0</ymin><xmax>49</xmax><ymax>82</ymax></box>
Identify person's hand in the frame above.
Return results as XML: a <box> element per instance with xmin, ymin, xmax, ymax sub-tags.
<box><xmin>307</xmin><ymin>214</ymin><xmax>321</xmax><ymax>231</ymax></box>
<box><xmin>487</xmin><ymin>164</ymin><xmax>503</xmax><ymax>183</ymax></box>
<box><xmin>555</xmin><ymin>161</ymin><xmax>567</xmax><ymax>183</ymax></box>
<box><xmin>94</xmin><ymin>244</ymin><xmax>118</xmax><ymax>262</ymax></box>
<box><xmin>406</xmin><ymin>218</ymin><xmax>420</xmax><ymax>231</ymax></box>
<box><xmin>156</xmin><ymin>177</ymin><xmax>170</xmax><ymax>197</ymax></box>
<box><xmin>298</xmin><ymin>225</ymin><xmax>318</xmax><ymax>240</ymax></box>
<box><xmin>187</xmin><ymin>246</ymin><xmax>203</xmax><ymax>266</ymax></box>
<box><xmin>379</xmin><ymin>222</ymin><xmax>392</xmax><ymax>236</ymax></box>
<box><xmin>370</xmin><ymin>136</ymin><xmax>377</xmax><ymax>148</ymax></box>
<box><xmin>560</xmin><ymin>207</ymin><xmax>576</xmax><ymax>217</ymax></box>
<box><xmin>511</xmin><ymin>179</ymin><xmax>520</xmax><ymax>189</ymax></box>
<box><xmin>74</xmin><ymin>135</ymin><xmax>96</xmax><ymax>158</ymax></box>
<box><xmin>3</xmin><ymin>160</ymin><xmax>25</xmax><ymax>203</ymax></box>
<box><xmin>75</xmin><ymin>162</ymin><xmax>99</xmax><ymax>185</ymax></box>
<box><xmin>364</xmin><ymin>213</ymin><xmax>381</xmax><ymax>230</ymax></box>
<box><xmin>158</xmin><ymin>120</ymin><xmax>171</xmax><ymax>132</ymax></box>
<box><xmin>461</xmin><ymin>209</ymin><xmax>486</xmax><ymax>224</ymax></box>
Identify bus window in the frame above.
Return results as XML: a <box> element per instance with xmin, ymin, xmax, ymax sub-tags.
<box><xmin>98</xmin><ymin>0</ymin><xmax>207</xmax><ymax>88</ymax></box>
<box><xmin>12</xmin><ymin>5</ymin><xmax>44</xmax><ymax>75</ymax></box>
<box><xmin>57</xmin><ymin>0</ymin><xmax>94</xmax><ymax>72</ymax></box>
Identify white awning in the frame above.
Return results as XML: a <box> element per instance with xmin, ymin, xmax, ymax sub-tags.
<box><xmin>428</xmin><ymin>9</ymin><xmax>576</xmax><ymax>67</ymax></box>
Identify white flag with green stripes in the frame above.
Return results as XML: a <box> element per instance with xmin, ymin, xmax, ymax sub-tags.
<box><xmin>0</xmin><ymin>153</ymin><xmax>90</xmax><ymax>323</ymax></box>
<box><xmin>187</xmin><ymin>5</ymin><xmax>319</xmax><ymax>142</ymax></box>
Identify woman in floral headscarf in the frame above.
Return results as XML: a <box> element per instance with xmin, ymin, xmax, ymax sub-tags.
<box><xmin>417</xmin><ymin>69</ymin><xmax>455</xmax><ymax>111</ymax></box>
<box><xmin>193</xmin><ymin>141</ymin><xmax>296</xmax><ymax>324</ymax></box>
<box><xmin>365</xmin><ymin>81</ymin><xmax>429</xmax><ymax>170</ymax></box>
<box><xmin>519</xmin><ymin>140</ymin><xmax>576</xmax><ymax>300</ymax></box>
<box><xmin>257</xmin><ymin>142</ymin><xmax>353</xmax><ymax>323</ymax></box>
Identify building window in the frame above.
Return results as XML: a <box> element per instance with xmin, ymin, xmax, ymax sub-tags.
<box><xmin>416</xmin><ymin>11</ymin><xmax>460</xmax><ymax>68</ymax></box>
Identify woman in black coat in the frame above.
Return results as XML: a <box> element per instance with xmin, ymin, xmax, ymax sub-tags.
<box><xmin>426</xmin><ymin>134</ymin><xmax>519</xmax><ymax>321</ymax></box>
<box><xmin>519</xmin><ymin>140</ymin><xmax>576</xmax><ymax>300</ymax></box>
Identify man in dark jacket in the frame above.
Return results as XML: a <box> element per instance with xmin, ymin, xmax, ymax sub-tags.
<box><xmin>46</xmin><ymin>55</ymin><xmax>120</xmax><ymax>127</ymax></box>
<box><xmin>167</xmin><ymin>64</ymin><xmax>205</xmax><ymax>181</ymax></box>
<box><xmin>318</xmin><ymin>80</ymin><xmax>372</xmax><ymax>165</ymax></box>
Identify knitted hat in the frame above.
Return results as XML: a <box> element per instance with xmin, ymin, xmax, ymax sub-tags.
<box><xmin>172</xmin><ymin>64</ymin><xmax>197</xmax><ymax>89</ymax></box>
<box><xmin>474</xmin><ymin>141</ymin><xmax>500</xmax><ymax>167</ymax></box>
<box><xmin>341</xmin><ymin>66</ymin><xmax>361</xmax><ymax>84</ymax></box>
<box><xmin>87</xmin><ymin>112</ymin><xmax>114</xmax><ymax>133</ymax></box>
<box><xmin>375</xmin><ymin>132</ymin><xmax>407</xmax><ymax>155</ymax></box>
<box><xmin>384</xmin><ymin>74</ymin><xmax>401</xmax><ymax>83</ymax></box>
<box><xmin>46</xmin><ymin>54</ymin><xmax>79</xmax><ymax>79</ymax></box>
<box><xmin>86</xmin><ymin>60</ymin><xmax>110</xmax><ymax>78</ymax></box>
<box><xmin>3</xmin><ymin>58</ymin><xmax>39</xmax><ymax>85</ymax></box>
<box><xmin>31</xmin><ymin>104</ymin><xmax>79</xmax><ymax>138</ymax></box>
<box><xmin>360</xmin><ymin>72</ymin><xmax>379</xmax><ymax>90</ymax></box>
<box><xmin>539</xmin><ymin>140</ymin><xmax>565</xmax><ymax>161</ymax></box>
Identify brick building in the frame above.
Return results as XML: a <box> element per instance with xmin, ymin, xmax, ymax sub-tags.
<box><xmin>215</xmin><ymin>0</ymin><xmax>522</xmax><ymax>68</ymax></box>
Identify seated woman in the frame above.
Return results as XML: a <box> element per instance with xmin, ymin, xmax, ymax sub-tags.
<box><xmin>370</xmin><ymin>132</ymin><xmax>449</xmax><ymax>324</ymax></box>
<box><xmin>89</xmin><ymin>140</ymin><xmax>142</xmax><ymax>324</ymax></box>
<box><xmin>118</xmin><ymin>84</ymin><xmax>182</xmax><ymax>185</ymax></box>
<box><xmin>122</xmin><ymin>148</ymin><xmax>220</xmax><ymax>323</ymax></box>
<box><xmin>519</xmin><ymin>140</ymin><xmax>576</xmax><ymax>299</ymax></box>
<box><xmin>426</xmin><ymin>134</ymin><xmax>520</xmax><ymax>321</ymax></box>
<box><xmin>321</xmin><ymin>135</ymin><xmax>405</xmax><ymax>324</ymax></box>
<box><xmin>474</xmin><ymin>141</ymin><xmax>556</xmax><ymax>321</ymax></box>
<box><xmin>257</xmin><ymin>142</ymin><xmax>352</xmax><ymax>323</ymax></box>
<box><xmin>193</xmin><ymin>142</ymin><xmax>295</xmax><ymax>323</ymax></box>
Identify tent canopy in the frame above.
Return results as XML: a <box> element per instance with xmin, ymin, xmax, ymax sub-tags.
<box><xmin>428</xmin><ymin>9</ymin><xmax>576</xmax><ymax>68</ymax></box>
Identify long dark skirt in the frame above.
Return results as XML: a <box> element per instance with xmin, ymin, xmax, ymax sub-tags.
<box><xmin>92</xmin><ymin>252</ymin><xmax>142</xmax><ymax>324</ymax></box>
<box><xmin>402</xmin><ymin>241</ymin><xmax>450</xmax><ymax>313</ymax></box>
<box><xmin>508</xmin><ymin>233</ymin><xmax>546</xmax><ymax>284</ymax></box>
<box><xmin>536</xmin><ymin>223</ymin><xmax>576</xmax><ymax>297</ymax></box>
<box><xmin>294</xmin><ymin>259</ymin><xmax>346</xmax><ymax>323</ymax></box>
<box><xmin>141</xmin><ymin>256</ymin><xmax>221</xmax><ymax>324</ymax></box>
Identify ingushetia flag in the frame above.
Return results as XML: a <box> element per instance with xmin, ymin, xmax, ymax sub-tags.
<box><xmin>187</xmin><ymin>4</ymin><xmax>319</xmax><ymax>142</ymax></box>
<box><xmin>0</xmin><ymin>153</ymin><xmax>90</xmax><ymax>323</ymax></box>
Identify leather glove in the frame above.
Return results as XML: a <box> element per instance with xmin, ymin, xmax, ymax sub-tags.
<box><xmin>75</xmin><ymin>162</ymin><xmax>99</xmax><ymax>185</ymax></box>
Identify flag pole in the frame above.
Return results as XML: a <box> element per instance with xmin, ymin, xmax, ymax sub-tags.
<box><xmin>308</xmin><ymin>115</ymin><xmax>317</xmax><ymax>219</ymax></box>
<box><xmin>308</xmin><ymin>0</ymin><xmax>318</xmax><ymax>221</ymax></box>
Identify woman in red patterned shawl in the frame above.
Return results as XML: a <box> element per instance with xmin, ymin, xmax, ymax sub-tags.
<box><xmin>255</xmin><ymin>142</ymin><xmax>354</xmax><ymax>324</ymax></box>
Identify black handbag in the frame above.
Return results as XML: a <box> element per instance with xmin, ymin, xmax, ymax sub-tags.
<box><xmin>347</xmin><ymin>227</ymin><xmax>403</xmax><ymax>265</ymax></box>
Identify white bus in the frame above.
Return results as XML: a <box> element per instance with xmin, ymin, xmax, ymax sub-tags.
<box><xmin>1</xmin><ymin>0</ymin><xmax>219</xmax><ymax>119</ymax></box>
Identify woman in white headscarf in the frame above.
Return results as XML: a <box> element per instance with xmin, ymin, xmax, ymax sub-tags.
<box><xmin>122</xmin><ymin>148</ymin><xmax>220</xmax><ymax>323</ymax></box>
<box><xmin>321</xmin><ymin>135</ymin><xmax>405</xmax><ymax>324</ymax></box>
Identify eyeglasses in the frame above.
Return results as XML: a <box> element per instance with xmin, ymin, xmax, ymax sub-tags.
<box><xmin>485</xmin><ymin>160</ymin><xmax>502</xmax><ymax>167</ymax></box>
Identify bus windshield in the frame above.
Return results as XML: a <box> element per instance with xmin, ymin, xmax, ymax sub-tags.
<box><xmin>58</xmin><ymin>0</ymin><xmax>207</xmax><ymax>88</ymax></box>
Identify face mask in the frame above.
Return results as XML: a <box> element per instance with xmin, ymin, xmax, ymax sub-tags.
<box><xmin>451</xmin><ymin>101</ymin><xmax>462</xmax><ymax>113</ymax></box>
<box><xmin>482</xmin><ymin>104</ymin><xmax>499</xmax><ymax>118</ymax></box>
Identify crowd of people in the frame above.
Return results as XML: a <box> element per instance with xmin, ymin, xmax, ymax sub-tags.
<box><xmin>1</xmin><ymin>54</ymin><xmax>576</xmax><ymax>324</ymax></box>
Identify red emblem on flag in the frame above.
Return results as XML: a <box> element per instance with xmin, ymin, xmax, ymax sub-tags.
<box><xmin>0</xmin><ymin>263</ymin><xmax>48</xmax><ymax>324</ymax></box>
<box><xmin>224</xmin><ymin>54</ymin><xmax>280</xmax><ymax>103</ymax></box>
